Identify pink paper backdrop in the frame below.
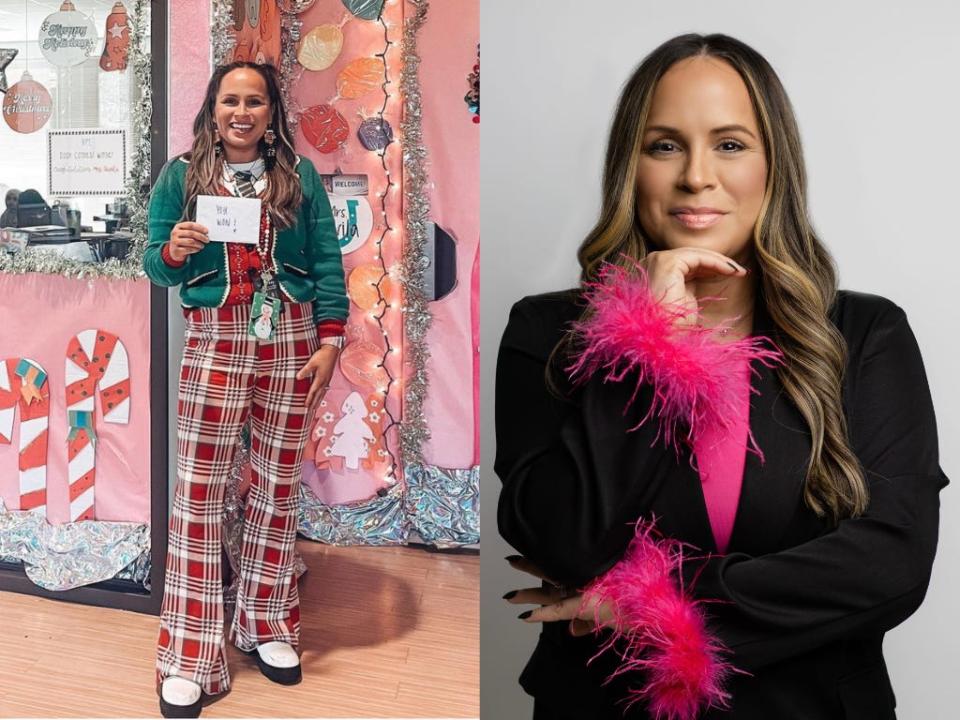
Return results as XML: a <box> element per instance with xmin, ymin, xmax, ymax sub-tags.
<box><xmin>0</xmin><ymin>275</ymin><xmax>152</xmax><ymax>525</ymax></box>
<box><xmin>293</xmin><ymin>0</ymin><xmax>404</xmax><ymax>505</ymax></box>
<box><xmin>169</xmin><ymin>0</ymin><xmax>211</xmax><ymax>156</ymax></box>
<box><xmin>418</xmin><ymin>0</ymin><xmax>480</xmax><ymax>469</ymax></box>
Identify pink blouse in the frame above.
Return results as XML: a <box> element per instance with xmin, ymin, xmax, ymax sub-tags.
<box><xmin>692</xmin><ymin>355</ymin><xmax>751</xmax><ymax>554</ymax></box>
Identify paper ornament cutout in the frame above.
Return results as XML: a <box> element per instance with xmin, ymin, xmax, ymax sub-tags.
<box><xmin>0</xmin><ymin>48</ymin><xmax>17</xmax><ymax>94</ymax></box>
<box><xmin>300</xmin><ymin>104</ymin><xmax>350</xmax><ymax>154</ymax></box>
<box><xmin>465</xmin><ymin>44</ymin><xmax>479</xmax><ymax>123</ymax></box>
<box><xmin>298</xmin><ymin>24</ymin><xmax>343</xmax><ymax>71</ymax></box>
<box><xmin>336</xmin><ymin>57</ymin><xmax>382</xmax><ymax>100</ymax></box>
<box><xmin>38</xmin><ymin>1</ymin><xmax>99</xmax><ymax>68</ymax></box>
<box><xmin>339</xmin><ymin>340</ymin><xmax>388</xmax><ymax>392</ymax></box>
<box><xmin>2</xmin><ymin>72</ymin><xmax>53</xmax><ymax>134</ymax></box>
<box><xmin>99</xmin><ymin>2</ymin><xmax>130</xmax><ymax>72</ymax></box>
<box><xmin>260</xmin><ymin>0</ymin><xmax>277</xmax><ymax>43</ymax></box>
<box><xmin>327</xmin><ymin>392</ymin><xmax>374</xmax><ymax>470</ymax></box>
<box><xmin>330</xmin><ymin>194</ymin><xmax>373</xmax><ymax>254</ymax></box>
<box><xmin>348</xmin><ymin>263</ymin><xmax>397</xmax><ymax>311</ymax></box>
<box><xmin>231</xmin><ymin>0</ymin><xmax>281</xmax><ymax>64</ymax></box>
<box><xmin>65</xmin><ymin>330</ymin><xmax>131</xmax><ymax>522</ymax></box>
<box><xmin>357</xmin><ymin>117</ymin><xmax>393</xmax><ymax>151</ymax></box>
<box><xmin>246</xmin><ymin>0</ymin><xmax>260</xmax><ymax>28</ymax></box>
<box><xmin>234</xmin><ymin>0</ymin><xmax>245</xmax><ymax>31</ymax></box>
<box><xmin>340</xmin><ymin>0</ymin><xmax>384</xmax><ymax>21</ymax></box>
<box><xmin>0</xmin><ymin>358</ymin><xmax>50</xmax><ymax>518</ymax></box>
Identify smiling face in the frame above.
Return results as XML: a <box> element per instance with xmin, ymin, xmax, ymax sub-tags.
<box><xmin>635</xmin><ymin>56</ymin><xmax>768</xmax><ymax>264</ymax></box>
<box><xmin>214</xmin><ymin>68</ymin><xmax>272</xmax><ymax>163</ymax></box>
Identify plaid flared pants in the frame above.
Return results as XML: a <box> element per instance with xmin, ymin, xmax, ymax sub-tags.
<box><xmin>156</xmin><ymin>302</ymin><xmax>319</xmax><ymax>695</ymax></box>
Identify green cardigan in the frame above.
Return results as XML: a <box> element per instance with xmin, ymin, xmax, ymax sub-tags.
<box><xmin>143</xmin><ymin>155</ymin><xmax>348</xmax><ymax>327</ymax></box>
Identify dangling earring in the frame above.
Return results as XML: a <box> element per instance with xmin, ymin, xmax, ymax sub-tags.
<box><xmin>264</xmin><ymin>125</ymin><xmax>276</xmax><ymax>168</ymax></box>
<box><xmin>214</xmin><ymin>129</ymin><xmax>223</xmax><ymax>158</ymax></box>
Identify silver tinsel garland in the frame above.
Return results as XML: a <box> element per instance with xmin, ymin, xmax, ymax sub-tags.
<box><xmin>399</xmin><ymin>0</ymin><xmax>432</xmax><ymax>463</ymax></box>
<box><xmin>210</xmin><ymin>0</ymin><xmax>236</xmax><ymax>67</ymax></box>
<box><xmin>278</xmin><ymin>4</ymin><xmax>306</xmax><ymax>139</ymax></box>
<box><xmin>0</xmin><ymin>0</ymin><xmax>152</xmax><ymax>280</ymax></box>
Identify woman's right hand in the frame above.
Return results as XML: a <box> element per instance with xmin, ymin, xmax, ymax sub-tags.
<box><xmin>641</xmin><ymin>248</ymin><xmax>749</xmax><ymax>325</ymax></box>
<box><xmin>168</xmin><ymin>221</ymin><xmax>210</xmax><ymax>262</ymax></box>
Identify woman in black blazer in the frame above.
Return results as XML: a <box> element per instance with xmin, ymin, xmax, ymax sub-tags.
<box><xmin>495</xmin><ymin>34</ymin><xmax>947</xmax><ymax>720</ymax></box>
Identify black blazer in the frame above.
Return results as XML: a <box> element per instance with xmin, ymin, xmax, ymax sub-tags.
<box><xmin>495</xmin><ymin>288</ymin><xmax>948</xmax><ymax>720</ymax></box>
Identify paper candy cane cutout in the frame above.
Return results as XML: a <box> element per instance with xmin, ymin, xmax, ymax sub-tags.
<box><xmin>0</xmin><ymin>358</ymin><xmax>50</xmax><ymax>516</ymax></box>
<box><xmin>65</xmin><ymin>330</ymin><xmax>130</xmax><ymax>522</ymax></box>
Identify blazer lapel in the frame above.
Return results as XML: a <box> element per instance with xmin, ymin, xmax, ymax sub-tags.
<box><xmin>726</xmin><ymin>301</ymin><xmax>810</xmax><ymax>554</ymax></box>
<box><xmin>651</xmin><ymin>450</ymin><xmax>720</xmax><ymax>554</ymax></box>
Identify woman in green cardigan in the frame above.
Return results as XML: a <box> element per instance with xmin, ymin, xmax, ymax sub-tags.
<box><xmin>143</xmin><ymin>61</ymin><xmax>348</xmax><ymax>718</ymax></box>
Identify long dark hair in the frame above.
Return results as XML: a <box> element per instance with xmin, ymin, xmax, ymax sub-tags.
<box><xmin>183</xmin><ymin>61</ymin><xmax>302</xmax><ymax>228</ymax></box>
<box><xmin>567</xmin><ymin>34</ymin><xmax>866</xmax><ymax>522</ymax></box>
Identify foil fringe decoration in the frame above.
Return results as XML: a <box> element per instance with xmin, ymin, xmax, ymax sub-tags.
<box><xmin>114</xmin><ymin>546</ymin><xmax>152</xmax><ymax>589</ymax></box>
<box><xmin>0</xmin><ymin>0</ymin><xmax>151</xmax><ymax>280</ymax></box>
<box><xmin>297</xmin><ymin>481</ymin><xmax>408</xmax><ymax>545</ymax></box>
<box><xmin>296</xmin><ymin>463</ymin><xmax>479</xmax><ymax>547</ymax></box>
<box><xmin>398</xmin><ymin>0</ymin><xmax>431</xmax><ymax>464</ymax></box>
<box><xmin>404</xmin><ymin>463</ymin><xmax>478</xmax><ymax>547</ymax></box>
<box><xmin>0</xmin><ymin>498</ymin><xmax>150</xmax><ymax>592</ymax></box>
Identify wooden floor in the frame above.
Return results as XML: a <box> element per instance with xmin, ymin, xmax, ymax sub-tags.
<box><xmin>0</xmin><ymin>541</ymin><xmax>478</xmax><ymax>718</ymax></box>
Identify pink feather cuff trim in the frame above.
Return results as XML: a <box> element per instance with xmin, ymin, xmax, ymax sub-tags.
<box><xmin>585</xmin><ymin>520</ymin><xmax>735</xmax><ymax>719</ymax></box>
<box><xmin>566</xmin><ymin>261</ymin><xmax>782</xmax><ymax>458</ymax></box>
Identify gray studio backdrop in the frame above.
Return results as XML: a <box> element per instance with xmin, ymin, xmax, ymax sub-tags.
<box><xmin>480</xmin><ymin>1</ymin><xmax>960</xmax><ymax>718</ymax></box>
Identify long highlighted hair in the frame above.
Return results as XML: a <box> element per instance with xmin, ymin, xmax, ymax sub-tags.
<box><xmin>182</xmin><ymin>61</ymin><xmax>302</xmax><ymax>229</ymax></box>
<box><xmin>570</xmin><ymin>33</ymin><xmax>866</xmax><ymax>522</ymax></box>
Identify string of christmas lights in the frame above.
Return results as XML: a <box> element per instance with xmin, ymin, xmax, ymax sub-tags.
<box><xmin>367</xmin><ymin>1</ymin><xmax>401</xmax><ymax>486</ymax></box>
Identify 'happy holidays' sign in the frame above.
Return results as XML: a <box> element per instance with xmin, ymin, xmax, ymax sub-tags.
<box><xmin>39</xmin><ymin>7</ymin><xmax>99</xmax><ymax>67</ymax></box>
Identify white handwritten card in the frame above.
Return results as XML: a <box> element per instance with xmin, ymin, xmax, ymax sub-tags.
<box><xmin>196</xmin><ymin>195</ymin><xmax>261</xmax><ymax>245</ymax></box>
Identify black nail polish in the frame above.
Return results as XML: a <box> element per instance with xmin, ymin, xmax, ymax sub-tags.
<box><xmin>505</xmin><ymin>555</ymin><xmax>522</xmax><ymax>563</ymax></box>
<box><xmin>518</xmin><ymin>610</ymin><xmax>532</xmax><ymax>620</ymax></box>
<box><xmin>727</xmin><ymin>261</ymin><xmax>740</xmax><ymax>272</ymax></box>
<box><xmin>503</xmin><ymin>590</ymin><xmax>517</xmax><ymax>600</ymax></box>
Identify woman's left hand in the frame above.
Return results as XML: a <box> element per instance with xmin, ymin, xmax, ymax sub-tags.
<box><xmin>504</xmin><ymin>555</ymin><xmax>618</xmax><ymax>637</ymax></box>
<box><xmin>296</xmin><ymin>345</ymin><xmax>340</xmax><ymax>412</ymax></box>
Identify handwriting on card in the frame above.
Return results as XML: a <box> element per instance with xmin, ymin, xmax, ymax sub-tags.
<box><xmin>215</xmin><ymin>204</ymin><xmax>237</xmax><ymax>232</ymax></box>
<box><xmin>196</xmin><ymin>195</ymin><xmax>261</xmax><ymax>245</ymax></box>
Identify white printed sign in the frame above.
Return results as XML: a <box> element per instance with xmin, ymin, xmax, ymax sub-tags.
<box><xmin>48</xmin><ymin>129</ymin><xmax>127</xmax><ymax>196</ymax></box>
<box><xmin>196</xmin><ymin>195</ymin><xmax>261</xmax><ymax>245</ymax></box>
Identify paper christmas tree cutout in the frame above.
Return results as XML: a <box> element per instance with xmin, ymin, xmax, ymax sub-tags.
<box><xmin>329</xmin><ymin>392</ymin><xmax>374</xmax><ymax>470</ymax></box>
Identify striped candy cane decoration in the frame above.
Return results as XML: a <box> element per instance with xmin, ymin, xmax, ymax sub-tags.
<box><xmin>0</xmin><ymin>358</ymin><xmax>50</xmax><ymax>517</ymax></box>
<box><xmin>65</xmin><ymin>329</ymin><xmax>130</xmax><ymax>522</ymax></box>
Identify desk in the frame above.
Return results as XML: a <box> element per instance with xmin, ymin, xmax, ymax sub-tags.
<box><xmin>23</xmin><ymin>231</ymin><xmax>133</xmax><ymax>262</ymax></box>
